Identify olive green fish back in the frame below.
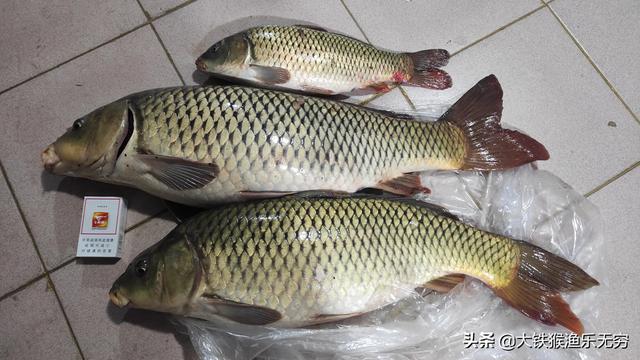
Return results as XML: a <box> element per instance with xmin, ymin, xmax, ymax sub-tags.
<box><xmin>246</xmin><ymin>25</ymin><xmax>411</xmax><ymax>84</ymax></box>
<box><xmin>132</xmin><ymin>86</ymin><xmax>466</xmax><ymax>192</ymax></box>
<box><xmin>183</xmin><ymin>196</ymin><xmax>518</xmax><ymax>322</ymax></box>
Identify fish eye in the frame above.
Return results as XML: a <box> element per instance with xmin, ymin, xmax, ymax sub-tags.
<box><xmin>134</xmin><ymin>258</ymin><xmax>149</xmax><ymax>277</ymax></box>
<box><xmin>208</xmin><ymin>41</ymin><xmax>222</xmax><ymax>54</ymax></box>
<box><xmin>72</xmin><ymin>118</ymin><xmax>84</xmax><ymax>130</ymax></box>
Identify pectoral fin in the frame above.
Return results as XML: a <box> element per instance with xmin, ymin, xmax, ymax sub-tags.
<box><xmin>250</xmin><ymin>65</ymin><xmax>291</xmax><ymax>85</ymax></box>
<box><xmin>239</xmin><ymin>190</ymin><xmax>295</xmax><ymax>200</ymax></box>
<box><xmin>203</xmin><ymin>296</ymin><xmax>282</xmax><ymax>325</ymax></box>
<box><xmin>137</xmin><ymin>154</ymin><xmax>219</xmax><ymax>191</ymax></box>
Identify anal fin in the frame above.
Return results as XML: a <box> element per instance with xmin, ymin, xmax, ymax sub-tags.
<box><xmin>423</xmin><ymin>273</ymin><xmax>465</xmax><ymax>293</ymax></box>
<box><xmin>374</xmin><ymin>172</ymin><xmax>430</xmax><ymax>196</ymax></box>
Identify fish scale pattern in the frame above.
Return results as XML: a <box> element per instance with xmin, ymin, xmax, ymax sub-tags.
<box><xmin>247</xmin><ymin>25</ymin><xmax>412</xmax><ymax>87</ymax></box>
<box><xmin>132</xmin><ymin>86</ymin><xmax>466</xmax><ymax>197</ymax></box>
<box><xmin>183</xmin><ymin>196</ymin><xmax>518</xmax><ymax>324</ymax></box>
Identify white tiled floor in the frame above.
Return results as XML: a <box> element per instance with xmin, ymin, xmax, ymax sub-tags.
<box><xmin>0</xmin><ymin>1</ymin><xmax>638</xmax><ymax>359</ymax></box>
<box><xmin>550</xmin><ymin>0</ymin><xmax>640</xmax><ymax>115</ymax></box>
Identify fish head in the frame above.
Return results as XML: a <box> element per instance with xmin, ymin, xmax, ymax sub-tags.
<box><xmin>196</xmin><ymin>33</ymin><xmax>250</xmax><ymax>73</ymax></box>
<box><xmin>109</xmin><ymin>229</ymin><xmax>202</xmax><ymax>314</ymax></box>
<box><xmin>41</xmin><ymin>99</ymin><xmax>132</xmax><ymax>178</ymax></box>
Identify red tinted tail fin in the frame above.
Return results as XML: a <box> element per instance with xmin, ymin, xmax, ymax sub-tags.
<box><xmin>406</xmin><ymin>49</ymin><xmax>452</xmax><ymax>90</ymax></box>
<box><xmin>407</xmin><ymin>49</ymin><xmax>450</xmax><ymax>69</ymax></box>
<box><xmin>439</xmin><ymin>75</ymin><xmax>549</xmax><ymax>170</ymax></box>
<box><xmin>493</xmin><ymin>240</ymin><xmax>599</xmax><ymax>334</ymax></box>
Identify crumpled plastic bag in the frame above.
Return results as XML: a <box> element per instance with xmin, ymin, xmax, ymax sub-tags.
<box><xmin>174</xmin><ymin>162</ymin><xmax>604</xmax><ymax>360</ymax></box>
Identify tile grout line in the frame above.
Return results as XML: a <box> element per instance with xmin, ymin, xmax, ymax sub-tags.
<box><xmin>584</xmin><ymin>160</ymin><xmax>639</xmax><ymax>198</ymax></box>
<box><xmin>0</xmin><ymin>273</ymin><xmax>47</xmax><ymax>302</ymax></box>
<box><xmin>152</xmin><ymin>0</ymin><xmax>199</xmax><ymax>19</ymax></box>
<box><xmin>338</xmin><ymin>0</ymin><xmax>371</xmax><ymax>44</ymax></box>
<box><xmin>0</xmin><ymin>161</ymin><xmax>86</xmax><ymax>360</ymax></box>
<box><xmin>0</xmin><ymin>0</ymin><xmax>198</xmax><ymax>97</ymax></box>
<box><xmin>44</xmin><ymin>276</ymin><xmax>87</xmax><ymax>360</ymax></box>
<box><xmin>125</xmin><ymin>209</ymin><xmax>169</xmax><ymax>232</ymax></box>
<box><xmin>339</xmin><ymin>0</ymin><xmax>415</xmax><ymax>110</ymax></box>
<box><xmin>544</xmin><ymin>4</ymin><xmax>639</xmax><ymax>125</ymax></box>
<box><xmin>450</xmin><ymin>4</ymin><xmax>546</xmax><ymax>57</ymax></box>
<box><xmin>0</xmin><ymin>22</ymin><xmax>145</xmax><ymax>97</ymax></box>
<box><xmin>403</xmin><ymin>4</ymin><xmax>546</xmax><ymax>108</ymax></box>
<box><xmin>135</xmin><ymin>0</ymin><xmax>186</xmax><ymax>86</ymax></box>
<box><xmin>2</xmin><ymin>207</ymin><xmax>169</xmax><ymax>303</ymax></box>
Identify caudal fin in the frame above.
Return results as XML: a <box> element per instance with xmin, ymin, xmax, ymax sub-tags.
<box><xmin>440</xmin><ymin>75</ymin><xmax>549</xmax><ymax>170</ymax></box>
<box><xmin>493</xmin><ymin>241</ymin><xmax>599</xmax><ymax>334</ymax></box>
<box><xmin>406</xmin><ymin>49</ymin><xmax>452</xmax><ymax>90</ymax></box>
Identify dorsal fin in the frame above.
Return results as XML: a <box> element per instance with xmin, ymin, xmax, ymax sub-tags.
<box><xmin>293</xmin><ymin>24</ymin><xmax>328</xmax><ymax>32</ymax></box>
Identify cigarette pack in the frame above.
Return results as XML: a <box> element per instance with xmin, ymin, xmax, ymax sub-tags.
<box><xmin>76</xmin><ymin>197</ymin><xmax>127</xmax><ymax>258</ymax></box>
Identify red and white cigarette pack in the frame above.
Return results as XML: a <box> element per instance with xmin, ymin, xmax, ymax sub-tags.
<box><xmin>76</xmin><ymin>196</ymin><xmax>127</xmax><ymax>258</ymax></box>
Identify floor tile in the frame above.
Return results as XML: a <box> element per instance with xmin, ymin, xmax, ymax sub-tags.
<box><xmin>152</xmin><ymin>0</ymin><xmax>366</xmax><ymax>85</ymax></box>
<box><xmin>404</xmin><ymin>9</ymin><xmax>640</xmax><ymax>194</ymax></box>
<box><xmin>551</xmin><ymin>0</ymin><xmax>640</xmax><ymax>116</ymax></box>
<box><xmin>589</xmin><ymin>166</ymin><xmax>639</xmax><ymax>359</ymax></box>
<box><xmin>50</xmin><ymin>217</ymin><xmax>196</xmax><ymax>360</ymax></box>
<box><xmin>0</xmin><ymin>26</ymin><xmax>182</xmax><ymax>269</ymax></box>
<box><xmin>139</xmin><ymin>0</ymin><xmax>189</xmax><ymax>18</ymax></box>
<box><xmin>0</xmin><ymin>170</ymin><xmax>43</xmax><ymax>295</ymax></box>
<box><xmin>0</xmin><ymin>0</ymin><xmax>146</xmax><ymax>92</ymax></box>
<box><xmin>0</xmin><ymin>277</ymin><xmax>82</xmax><ymax>359</ymax></box>
<box><xmin>343</xmin><ymin>0</ymin><xmax>541</xmax><ymax>53</ymax></box>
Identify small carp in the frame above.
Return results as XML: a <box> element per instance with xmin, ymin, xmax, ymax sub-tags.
<box><xmin>109</xmin><ymin>195</ymin><xmax>597</xmax><ymax>334</ymax></box>
<box><xmin>42</xmin><ymin>75</ymin><xmax>548</xmax><ymax>206</ymax></box>
<box><xmin>196</xmin><ymin>24</ymin><xmax>452</xmax><ymax>95</ymax></box>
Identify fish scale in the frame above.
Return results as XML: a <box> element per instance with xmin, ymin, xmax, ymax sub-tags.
<box><xmin>246</xmin><ymin>26</ymin><xmax>400</xmax><ymax>85</ymax></box>
<box><xmin>177</xmin><ymin>196</ymin><xmax>517</xmax><ymax>324</ymax></box>
<box><xmin>133</xmin><ymin>85</ymin><xmax>465</xmax><ymax>204</ymax></box>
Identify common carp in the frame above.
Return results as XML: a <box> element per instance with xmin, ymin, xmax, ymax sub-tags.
<box><xmin>109</xmin><ymin>195</ymin><xmax>597</xmax><ymax>334</ymax></box>
<box><xmin>42</xmin><ymin>75</ymin><xmax>548</xmax><ymax>206</ymax></box>
<box><xmin>196</xmin><ymin>24</ymin><xmax>451</xmax><ymax>95</ymax></box>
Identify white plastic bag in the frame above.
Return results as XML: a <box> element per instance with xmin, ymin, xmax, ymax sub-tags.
<box><xmin>174</xmin><ymin>162</ymin><xmax>604</xmax><ymax>360</ymax></box>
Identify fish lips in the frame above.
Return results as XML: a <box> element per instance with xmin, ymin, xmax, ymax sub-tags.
<box><xmin>41</xmin><ymin>144</ymin><xmax>61</xmax><ymax>173</ymax></box>
<box><xmin>109</xmin><ymin>286</ymin><xmax>131</xmax><ymax>308</ymax></box>
<box><xmin>195</xmin><ymin>57</ymin><xmax>208</xmax><ymax>72</ymax></box>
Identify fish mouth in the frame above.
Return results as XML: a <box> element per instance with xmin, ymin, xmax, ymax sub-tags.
<box><xmin>195</xmin><ymin>57</ymin><xmax>208</xmax><ymax>72</ymax></box>
<box><xmin>109</xmin><ymin>287</ymin><xmax>131</xmax><ymax>308</ymax></box>
<box><xmin>41</xmin><ymin>144</ymin><xmax>61</xmax><ymax>173</ymax></box>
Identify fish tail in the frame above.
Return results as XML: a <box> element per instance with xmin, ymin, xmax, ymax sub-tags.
<box><xmin>405</xmin><ymin>49</ymin><xmax>452</xmax><ymax>89</ymax></box>
<box><xmin>492</xmin><ymin>240</ymin><xmax>599</xmax><ymax>334</ymax></box>
<box><xmin>440</xmin><ymin>75</ymin><xmax>550</xmax><ymax>170</ymax></box>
